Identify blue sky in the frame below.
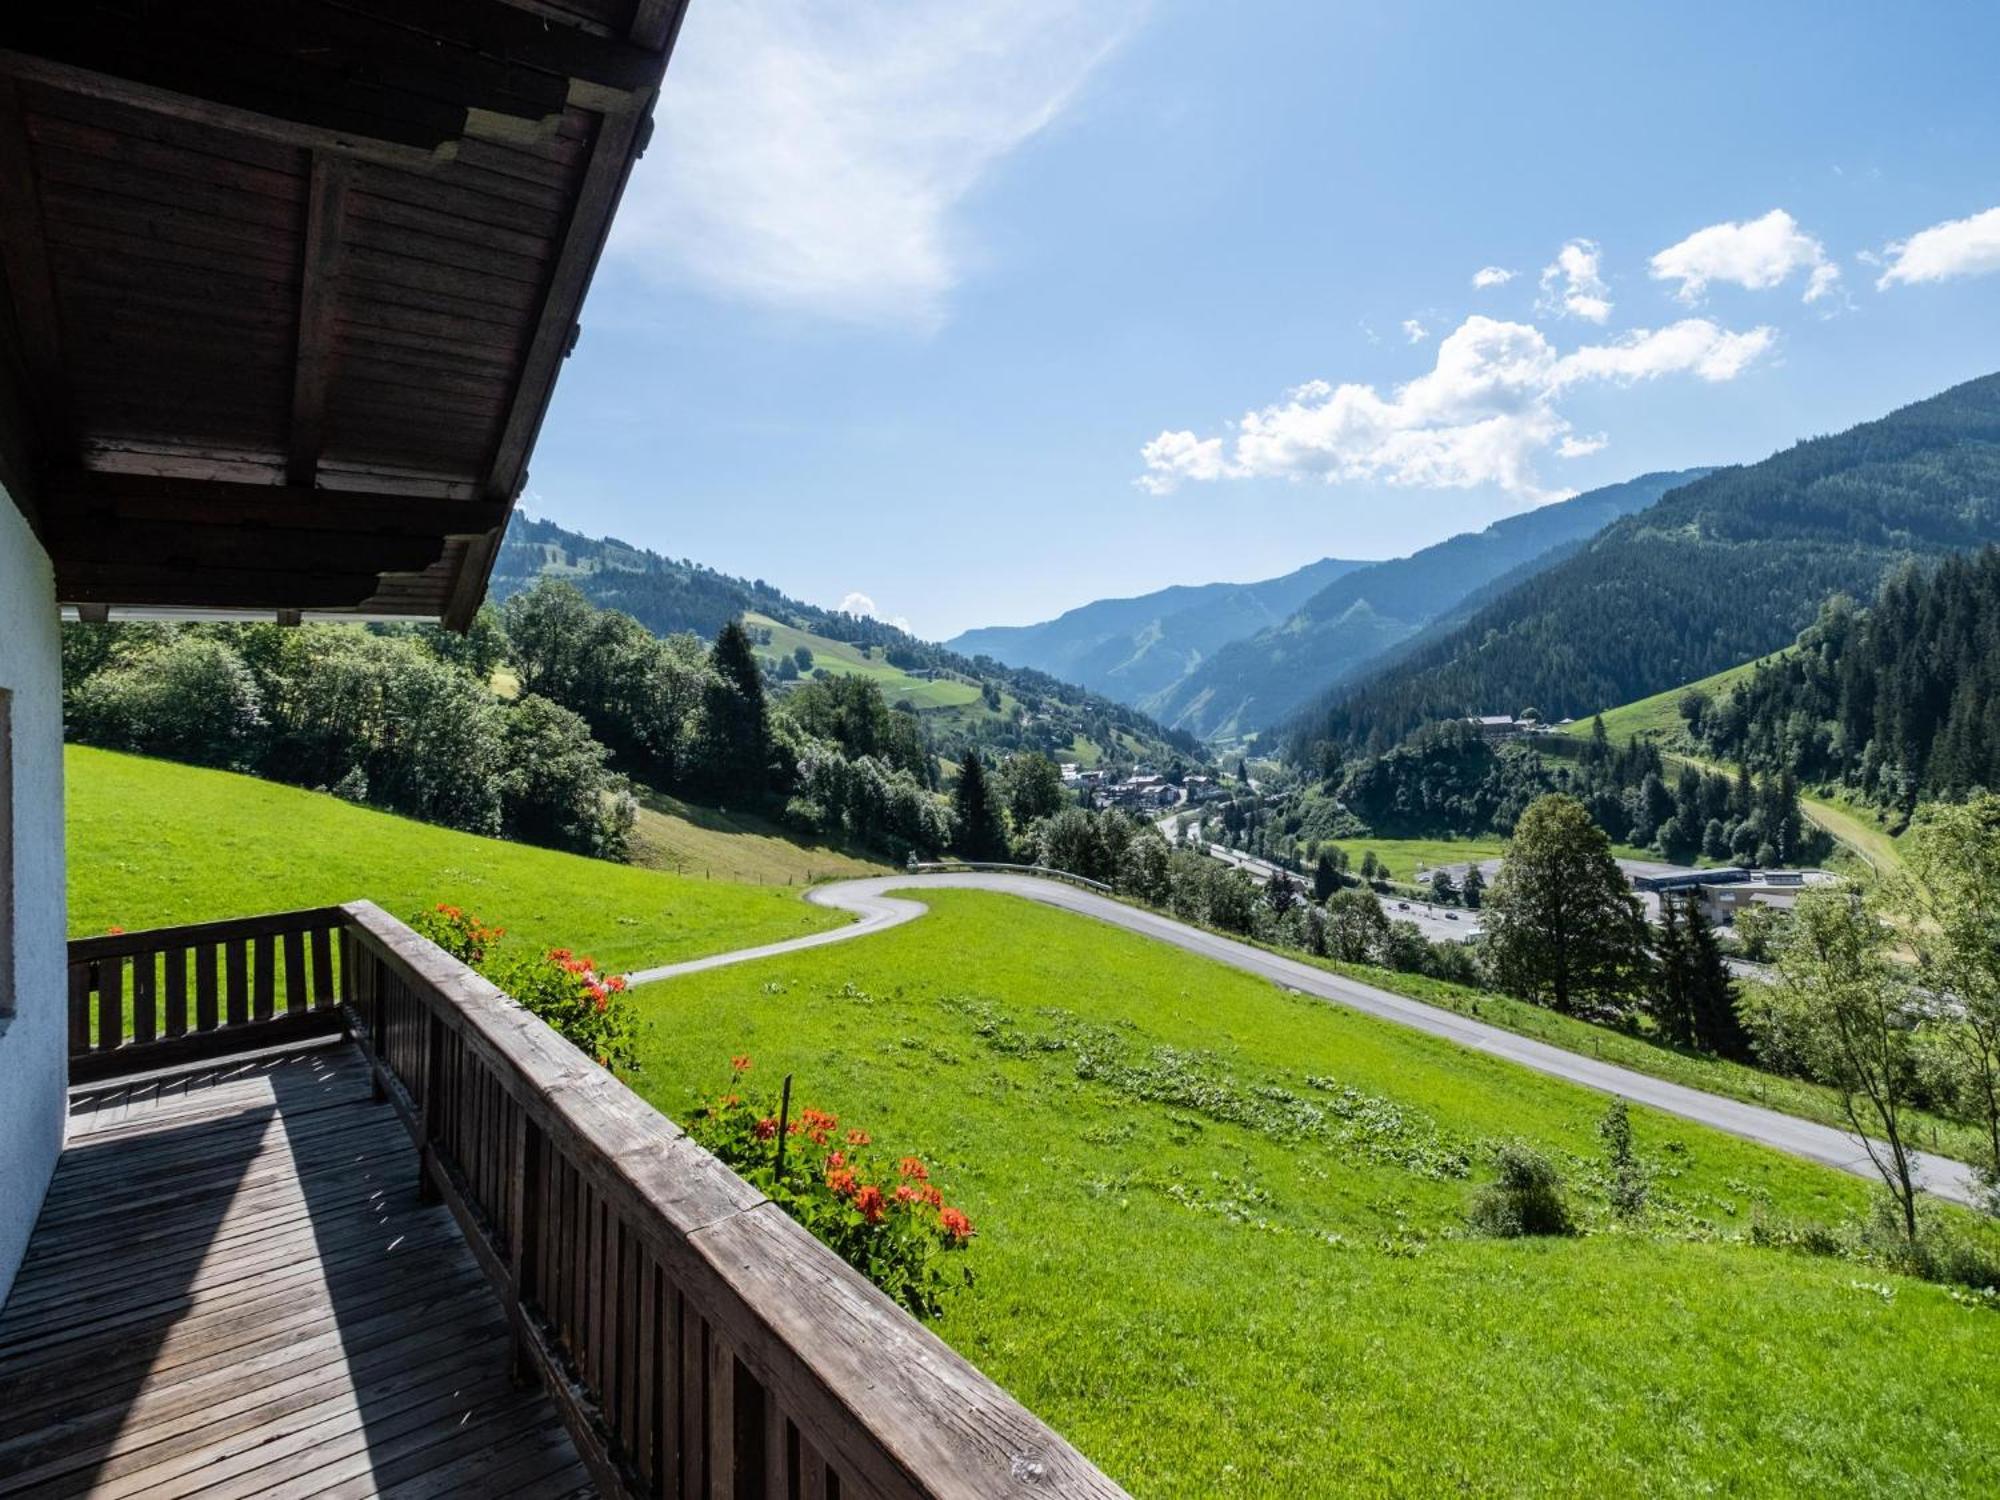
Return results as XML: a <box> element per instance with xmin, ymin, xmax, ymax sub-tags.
<box><xmin>527</xmin><ymin>0</ymin><xmax>2000</xmax><ymax>639</ymax></box>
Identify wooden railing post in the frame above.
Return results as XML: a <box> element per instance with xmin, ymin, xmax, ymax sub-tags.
<box><xmin>419</xmin><ymin>1010</ymin><xmax>446</xmax><ymax>1204</ymax></box>
<box><xmin>511</xmin><ymin>1113</ymin><xmax>542</xmax><ymax>1386</ymax></box>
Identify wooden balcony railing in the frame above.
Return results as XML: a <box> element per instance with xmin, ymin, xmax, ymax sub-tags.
<box><xmin>338</xmin><ymin>899</ymin><xmax>1127</xmax><ymax>1500</ymax></box>
<box><xmin>66</xmin><ymin>907</ymin><xmax>347</xmax><ymax>1081</ymax></box>
<box><xmin>62</xmin><ymin>902</ymin><xmax>1125</xmax><ymax>1496</ymax></box>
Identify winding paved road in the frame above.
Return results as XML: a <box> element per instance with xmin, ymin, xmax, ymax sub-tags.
<box><xmin>626</xmin><ymin>872</ymin><xmax>1981</xmax><ymax>1208</ymax></box>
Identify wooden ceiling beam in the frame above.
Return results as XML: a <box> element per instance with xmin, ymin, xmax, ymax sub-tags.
<box><xmin>44</xmin><ymin>468</ymin><xmax>510</xmax><ymax>536</ymax></box>
<box><xmin>0</xmin><ymin>75</ymin><xmax>70</xmax><ymax>459</ymax></box>
<box><xmin>45</xmin><ymin>514</ymin><xmax>452</xmax><ymax>576</ymax></box>
<box><xmin>55</xmin><ymin>560</ymin><xmax>399</xmax><ymax>610</ymax></box>
<box><xmin>0</xmin><ymin>50</ymin><xmax>453</xmax><ymax>171</ymax></box>
<box><xmin>287</xmin><ymin>152</ymin><xmax>349</xmax><ymax>487</ymax></box>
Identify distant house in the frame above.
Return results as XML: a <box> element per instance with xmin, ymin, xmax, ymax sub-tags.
<box><xmin>1466</xmin><ymin>715</ymin><xmax>1523</xmax><ymax>739</ymax></box>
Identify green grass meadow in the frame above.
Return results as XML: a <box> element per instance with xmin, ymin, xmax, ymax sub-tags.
<box><xmin>1291</xmin><ymin>952</ymin><xmax>1990</xmax><ymax>1165</ymax></box>
<box><xmin>630</xmin><ymin>890</ymin><xmax>2000</xmax><ymax>1498</ymax></box>
<box><xmin>1559</xmin><ymin>654</ymin><xmax>1781</xmax><ymax>747</ymax></box>
<box><xmin>747</xmin><ymin>611</ymin><xmax>986</xmax><ymax>711</ymax></box>
<box><xmin>67</xmin><ymin>747</ymin><xmax>844</xmax><ymax>972</ymax></box>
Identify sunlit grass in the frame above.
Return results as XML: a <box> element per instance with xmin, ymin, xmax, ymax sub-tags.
<box><xmin>630</xmin><ymin>890</ymin><xmax>2000</xmax><ymax>1497</ymax></box>
<box><xmin>67</xmin><ymin>746</ymin><xmax>844</xmax><ymax>972</ymax></box>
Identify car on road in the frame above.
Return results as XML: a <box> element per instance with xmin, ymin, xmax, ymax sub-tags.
<box><xmin>1444</xmin><ymin>912</ymin><xmax>1458</xmax><ymax>920</ymax></box>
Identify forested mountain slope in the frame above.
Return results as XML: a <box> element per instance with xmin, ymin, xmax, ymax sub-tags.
<box><xmin>945</xmin><ymin>555</ymin><xmax>1369</xmax><ymax>705</ymax></box>
<box><xmin>1293</xmin><ymin>372</ymin><xmax>2000</xmax><ymax>754</ymax></box>
<box><xmin>489</xmin><ymin>514</ymin><xmax>1202</xmax><ymax>765</ymax></box>
<box><xmin>1145</xmin><ymin>469</ymin><xmax>1707</xmax><ymax>740</ymax></box>
<box><xmin>1669</xmin><ymin>547</ymin><xmax>2000</xmax><ymax>815</ymax></box>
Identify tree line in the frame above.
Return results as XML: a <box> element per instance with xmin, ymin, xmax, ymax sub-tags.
<box><xmin>1238</xmin><ymin>718</ymin><xmax>1826</xmax><ymax>875</ymax></box>
<box><xmin>1681</xmin><ymin>548</ymin><xmax>2000</xmax><ymax>818</ymax></box>
<box><xmin>489</xmin><ymin>513</ymin><xmax>1203</xmax><ymax>770</ymax></box>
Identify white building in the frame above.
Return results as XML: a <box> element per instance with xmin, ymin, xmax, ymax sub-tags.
<box><xmin>0</xmin><ymin>486</ymin><xmax>64</xmax><ymax>1305</ymax></box>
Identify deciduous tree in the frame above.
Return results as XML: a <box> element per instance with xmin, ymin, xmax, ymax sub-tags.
<box><xmin>1890</xmin><ymin>795</ymin><xmax>2000</xmax><ymax>1211</ymax></box>
<box><xmin>1484</xmin><ymin>794</ymin><xmax>1649</xmax><ymax>1015</ymax></box>
<box><xmin>1775</xmin><ymin>885</ymin><xmax>1924</xmax><ymax>1242</ymax></box>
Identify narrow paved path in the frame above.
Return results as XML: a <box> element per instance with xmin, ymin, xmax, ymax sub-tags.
<box><xmin>626</xmin><ymin>873</ymin><xmax>1981</xmax><ymax>1208</ymax></box>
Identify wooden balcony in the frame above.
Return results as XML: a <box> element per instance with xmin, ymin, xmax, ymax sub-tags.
<box><xmin>0</xmin><ymin>905</ymin><xmax>1125</xmax><ymax>1499</ymax></box>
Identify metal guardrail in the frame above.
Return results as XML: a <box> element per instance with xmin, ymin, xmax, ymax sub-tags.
<box><xmin>906</xmin><ymin>861</ymin><xmax>1117</xmax><ymax>895</ymax></box>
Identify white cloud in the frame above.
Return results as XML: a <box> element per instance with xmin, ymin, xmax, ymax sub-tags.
<box><xmin>1402</xmin><ymin>319</ymin><xmax>1429</xmax><ymax>343</ymax></box>
<box><xmin>609</xmin><ymin>0</ymin><xmax>1146</xmax><ymax>327</ymax></box>
<box><xmin>1550</xmin><ymin>319</ymin><xmax>1776</xmax><ymax>387</ymax></box>
<box><xmin>1876</xmin><ymin>205</ymin><xmax>2000</xmax><ymax>289</ymax></box>
<box><xmin>1472</xmin><ymin>266</ymin><xmax>1516</xmax><ymax>290</ymax></box>
<box><xmin>1137</xmin><ymin>313</ymin><xmax>1772</xmax><ymax>501</ymax></box>
<box><xmin>836</xmin><ymin>592</ymin><xmax>911</xmax><ymax>632</ymax></box>
<box><xmin>1650</xmin><ymin>209</ymin><xmax>1840</xmax><ymax>304</ymax></box>
<box><xmin>1538</xmin><ymin>239</ymin><xmax>1612</xmax><ymax>323</ymax></box>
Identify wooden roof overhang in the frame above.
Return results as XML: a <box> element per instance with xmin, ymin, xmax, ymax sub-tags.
<box><xmin>0</xmin><ymin>0</ymin><xmax>687</xmax><ymax>627</ymax></box>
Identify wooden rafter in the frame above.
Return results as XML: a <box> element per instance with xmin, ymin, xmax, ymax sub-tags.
<box><xmin>0</xmin><ymin>75</ymin><xmax>68</xmax><ymax>455</ymax></box>
<box><xmin>44</xmin><ymin>469</ymin><xmax>510</xmax><ymax>536</ymax></box>
<box><xmin>286</xmin><ymin>152</ymin><xmax>349</xmax><ymax>487</ymax></box>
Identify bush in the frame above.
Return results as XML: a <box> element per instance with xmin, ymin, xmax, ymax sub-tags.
<box><xmin>1861</xmin><ymin>1195</ymin><xmax>2000</xmax><ymax>1292</ymax></box>
<box><xmin>68</xmin><ymin>636</ymin><xmax>264</xmax><ymax>767</ymax></box>
<box><xmin>686</xmin><ymin>1059</ymin><xmax>974</xmax><ymax>1316</ymax></box>
<box><xmin>409</xmin><ymin>903</ymin><xmax>635</xmax><ymax>1071</ymax></box>
<box><xmin>1467</xmin><ymin>1142</ymin><xmax>1574</xmax><ymax>1237</ymax></box>
<box><xmin>498</xmin><ymin>693</ymin><xmax>635</xmax><ymax>858</ymax></box>
<box><xmin>490</xmin><ymin>948</ymin><xmax>638</xmax><ymax>1072</ymax></box>
<box><xmin>409</xmin><ymin>903</ymin><xmax>504</xmax><ymax>967</ymax></box>
<box><xmin>1597</xmin><ymin>1100</ymin><xmax>1652</xmax><ymax>1219</ymax></box>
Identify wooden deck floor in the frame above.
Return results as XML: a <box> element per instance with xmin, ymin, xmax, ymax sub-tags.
<box><xmin>0</xmin><ymin>1043</ymin><xmax>595</xmax><ymax>1499</ymax></box>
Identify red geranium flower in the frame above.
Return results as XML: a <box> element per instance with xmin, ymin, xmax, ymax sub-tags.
<box><xmin>730</xmin><ymin>1054</ymin><xmax>753</xmax><ymax>1075</ymax></box>
<box><xmin>754</xmin><ymin>1117</ymin><xmax>778</xmax><ymax>1140</ymax></box>
<box><xmin>938</xmin><ymin>1206</ymin><xmax>974</xmax><ymax>1242</ymax></box>
<box><xmin>897</xmin><ymin>1157</ymin><xmax>929</xmax><ymax>1181</ymax></box>
<box><xmin>854</xmin><ymin>1184</ymin><xmax>887</xmax><ymax>1224</ymax></box>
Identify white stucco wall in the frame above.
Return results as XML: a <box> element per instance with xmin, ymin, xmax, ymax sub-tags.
<box><xmin>0</xmin><ymin>482</ymin><xmax>65</xmax><ymax>1308</ymax></box>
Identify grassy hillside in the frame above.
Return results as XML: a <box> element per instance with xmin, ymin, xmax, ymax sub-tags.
<box><xmin>628</xmin><ymin>790</ymin><xmax>891</xmax><ymax>884</ymax></box>
<box><xmin>1561</xmin><ymin>653</ymin><xmax>1780</xmax><ymax>745</ymax></box>
<box><xmin>1563</xmin><ymin>666</ymin><xmax>1907</xmax><ymax>871</ymax></box>
<box><xmin>68</xmin><ymin>748</ymin><xmax>845</xmax><ymax>972</ymax></box>
<box><xmin>630</xmin><ymin>891</ymin><xmax>2000</xmax><ymax>1497</ymax></box>
<box><xmin>489</xmin><ymin>513</ymin><xmax>1203</xmax><ymax>771</ymax></box>
<box><xmin>746</xmin><ymin>612</ymin><xmax>983</xmax><ymax>711</ymax></box>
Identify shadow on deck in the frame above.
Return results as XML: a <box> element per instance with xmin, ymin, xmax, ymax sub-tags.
<box><xmin>0</xmin><ymin>1042</ymin><xmax>592</xmax><ymax>1498</ymax></box>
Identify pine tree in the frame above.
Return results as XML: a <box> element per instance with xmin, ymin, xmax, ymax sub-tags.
<box><xmin>1265</xmin><ymin>868</ymin><xmax>1301</xmax><ymax>916</ymax></box>
<box><xmin>704</xmin><ymin>619</ymin><xmax>771</xmax><ymax>799</ymax></box>
<box><xmin>1312</xmin><ymin>850</ymin><xmax>1339</xmax><ymax>902</ymax></box>
<box><xmin>1649</xmin><ymin>894</ymin><xmax>1698</xmax><ymax>1047</ymax></box>
<box><xmin>951</xmin><ymin>752</ymin><xmax>1007</xmax><ymax>860</ymax></box>
<box><xmin>1681</xmin><ymin>895</ymin><xmax>1750</xmax><ymax>1058</ymax></box>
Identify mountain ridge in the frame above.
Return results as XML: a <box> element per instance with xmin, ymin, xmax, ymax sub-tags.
<box><xmin>946</xmin><ymin>554</ymin><xmax>1371</xmax><ymax>705</ymax></box>
<box><xmin>1290</xmin><ymin>371</ymin><xmax>2000</xmax><ymax>756</ymax></box>
<box><xmin>1142</xmin><ymin>468</ymin><xmax>1711</xmax><ymax>739</ymax></box>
